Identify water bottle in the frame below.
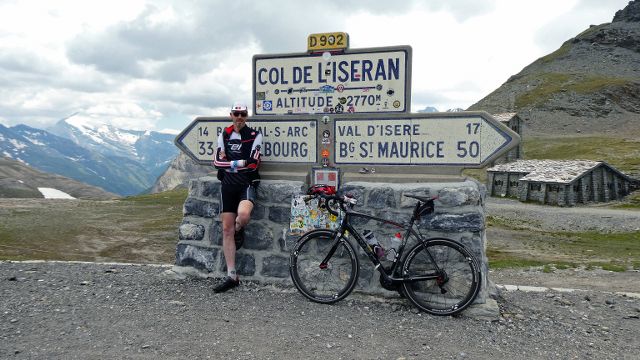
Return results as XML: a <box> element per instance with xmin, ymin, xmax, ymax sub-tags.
<box><xmin>386</xmin><ymin>232</ymin><xmax>402</xmax><ymax>261</ymax></box>
<box><xmin>363</xmin><ymin>230</ymin><xmax>385</xmax><ymax>259</ymax></box>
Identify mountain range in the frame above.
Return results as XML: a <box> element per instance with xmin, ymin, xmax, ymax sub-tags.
<box><xmin>0</xmin><ymin>156</ymin><xmax>116</xmax><ymax>199</ymax></box>
<box><xmin>2</xmin><ymin>1</ymin><xmax>639</xmax><ymax>197</ymax></box>
<box><xmin>0</xmin><ymin>115</ymin><xmax>178</xmax><ymax>196</ymax></box>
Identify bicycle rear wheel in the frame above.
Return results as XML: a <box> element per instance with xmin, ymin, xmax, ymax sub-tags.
<box><xmin>289</xmin><ymin>230</ymin><xmax>359</xmax><ymax>304</ymax></box>
<box><xmin>401</xmin><ymin>238</ymin><xmax>481</xmax><ymax>316</ymax></box>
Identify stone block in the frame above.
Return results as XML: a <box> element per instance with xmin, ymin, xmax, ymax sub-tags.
<box><xmin>175</xmin><ymin>244</ymin><xmax>218</xmax><ymax>272</ymax></box>
<box><xmin>183</xmin><ymin>198</ymin><xmax>219</xmax><ymax>218</ymax></box>
<box><xmin>420</xmin><ymin>213</ymin><xmax>484</xmax><ymax>232</ymax></box>
<box><xmin>220</xmin><ymin>252</ymin><xmax>255</xmax><ymax>276</ymax></box>
<box><xmin>178</xmin><ymin>223</ymin><xmax>205</xmax><ymax>241</ymax></box>
<box><xmin>188</xmin><ymin>180</ymin><xmax>199</xmax><ymax>197</ymax></box>
<box><xmin>356</xmin><ymin>262</ymin><xmax>375</xmax><ymax>290</ymax></box>
<box><xmin>367</xmin><ymin>187</ymin><xmax>396</xmax><ymax>209</ymax></box>
<box><xmin>261</xmin><ymin>255</ymin><xmax>289</xmax><ymax>278</ymax></box>
<box><xmin>201</xmin><ymin>179</ymin><xmax>222</xmax><ymax>198</ymax></box>
<box><xmin>438</xmin><ymin>186</ymin><xmax>481</xmax><ymax>206</ymax></box>
<box><xmin>252</xmin><ymin>204</ymin><xmax>266</xmax><ymax>220</ymax></box>
<box><xmin>245</xmin><ymin>223</ymin><xmax>274</xmax><ymax>250</ymax></box>
<box><xmin>279</xmin><ymin>233</ymin><xmax>300</xmax><ymax>253</ymax></box>
<box><xmin>268</xmin><ymin>206</ymin><xmax>291</xmax><ymax>223</ymax></box>
<box><xmin>258</xmin><ymin>180</ymin><xmax>305</xmax><ymax>203</ymax></box>
<box><xmin>208</xmin><ymin>221</ymin><xmax>222</xmax><ymax>246</ymax></box>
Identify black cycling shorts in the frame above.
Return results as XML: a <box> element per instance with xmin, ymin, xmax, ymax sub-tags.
<box><xmin>220</xmin><ymin>184</ymin><xmax>256</xmax><ymax>213</ymax></box>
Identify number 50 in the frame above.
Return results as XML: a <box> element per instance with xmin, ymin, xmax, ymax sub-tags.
<box><xmin>456</xmin><ymin>141</ymin><xmax>479</xmax><ymax>158</ymax></box>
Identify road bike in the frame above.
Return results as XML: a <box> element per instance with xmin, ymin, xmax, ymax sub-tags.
<box><xmin>289</xmin><ymin>185</ymin><xmax>482</xmax><ymax>316</ymax></box>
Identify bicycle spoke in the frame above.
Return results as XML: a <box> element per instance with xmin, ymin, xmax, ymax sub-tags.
<box><xmin>290</xmin><ymin>231</ymin><xmax>359</xmax><ymax>304</ymax></box>
<box><xmin>402</xmin><ymin>239</ymin><xmax>481</xmax><ymax>315</ymax></box>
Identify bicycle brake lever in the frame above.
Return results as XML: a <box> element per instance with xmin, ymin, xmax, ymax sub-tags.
<box><xmin>343</xmin><ymin>196</ymin><xmax>357</xmax><ymax>205</ymax></box>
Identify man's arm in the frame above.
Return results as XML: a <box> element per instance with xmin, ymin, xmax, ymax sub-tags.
<box><xmin>213</xmin><ymin>132</ymin><xmax>232</xmax><ymax>169</ymax></box>
<box><xmin>246</xmin><ymin>132</ymin><xmax>263</xmax><ymax>170</ymax></box>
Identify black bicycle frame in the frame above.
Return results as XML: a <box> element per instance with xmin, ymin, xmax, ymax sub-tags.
<box><xmin>321</xmin><ymin>205</ymin><xmax>444</xmax><ymax>284</ymax></box>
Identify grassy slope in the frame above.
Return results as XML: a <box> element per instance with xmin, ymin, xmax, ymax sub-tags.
<box><xmin>468</xmin><ymin>135</ymin><xmax>640</xmax><ymax>270</ymax></box>
<box><xmin>1</xmin><ymin>186</ymin><xmax>638</xmax><ymax>271</ymax></box>
<box><xmin>486</xmin><ymin>215</ymin><xmax>640</xmax><ymax>271</ymax></box>
<box><xmin>0</xmin><ymin>189</ymin><xmax>187</xmax><ymax>263</ymax></box>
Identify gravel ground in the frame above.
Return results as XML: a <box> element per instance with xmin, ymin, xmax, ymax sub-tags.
<box><xmin>1</xmin><ymin>261</ymin><xmax>639</xmax><ymax>359</ymax></box>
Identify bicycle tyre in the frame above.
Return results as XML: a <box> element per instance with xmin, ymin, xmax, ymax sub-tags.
<box><xmin>289</xmin><ymin>229</ymin><xmax>359</xmax><ymax>304</ymax></box>
<box><xmin>401</xmin><ymin>238</ymin><xmax>481</xmax><ymax>316</ymax></box>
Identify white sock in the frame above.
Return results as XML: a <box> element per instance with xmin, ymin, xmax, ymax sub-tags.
<box><xmin>227</xmin><ymin>268</ymin><xmax>237</xmax><ymax>278</ymax></box>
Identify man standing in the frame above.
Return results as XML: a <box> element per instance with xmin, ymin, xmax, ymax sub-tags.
<box><xmin>213</xmin><ymin>103</ymin><xmax>262</xmax><ymax>293</ymax></box>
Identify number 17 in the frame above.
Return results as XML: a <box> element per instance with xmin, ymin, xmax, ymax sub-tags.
<box><xmin>466</xmin><ymin>123</ymin><xmax>480</xmax><ymax>134</ymax></box>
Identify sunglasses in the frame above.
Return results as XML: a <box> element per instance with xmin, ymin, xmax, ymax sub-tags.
<box><xmin>232</xmin><ymin>111</ymin><xmax>248</xmax><ymax>117</ymax></box>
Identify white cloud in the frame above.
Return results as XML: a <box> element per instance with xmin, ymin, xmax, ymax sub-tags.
<box><xmin>0</xmin><ymin>0</ymin><xmax>632</xmax><ymax>130</ymax></box>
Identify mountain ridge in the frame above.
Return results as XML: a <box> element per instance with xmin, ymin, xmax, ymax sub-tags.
<box><xmin>0</xmin><ymin>156</ymin><xmax>117</xmax><ymax>199</ymax></box>
<box><xmin>1</xmin><ymin>117</ymin><xmax>179</xmax><ymax>196</ymax></box>
<box><xmin>469</xmin><ymin>0</ymin><xmax>640</xmax><ymax>137</ymax></box>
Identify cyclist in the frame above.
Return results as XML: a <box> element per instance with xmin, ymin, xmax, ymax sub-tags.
<box><xmin>213</xmin><ymin>102</ymin><xmax>262</xmax><ymax>293</ymax></box>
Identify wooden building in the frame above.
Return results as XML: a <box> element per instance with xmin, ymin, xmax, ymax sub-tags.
<box><xmin>487</xmin><ymin>159</ymin><xmax>638</xmax><ymax>206</ymax></box>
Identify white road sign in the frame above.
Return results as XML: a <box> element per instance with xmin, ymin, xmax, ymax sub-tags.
<box><xmin>333</xmin><ymin>114</ymin><xmax>516</xmax><ymax>166</ymax></box>
<box><xmin>175</xmin><ymin>117</ymin><xmax>317</xmax><ymax>164</ymax></box>
<box><xmin>253</xmin><ymin>46</ymin><xmax>411</xmax><ymax>116</ymax></box>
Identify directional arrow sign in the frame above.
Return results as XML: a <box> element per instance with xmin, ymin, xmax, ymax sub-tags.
<box><xmin>174</xmin><ymin>112</ymin><xmax>519</xmax><ymax>181</ymax></box>
<box><xmin>174</xmin><ymin>116</ymin><xmax>318</xmax><ymax>165</ymax></box>
<box><xmin>332</xmin><ymin>112</ymin><xmax>519</xmax><ymax>167</ymax></box>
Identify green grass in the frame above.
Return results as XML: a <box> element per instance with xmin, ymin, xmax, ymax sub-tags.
<box><xmin>535</xmin><ymin>23</ymin><xmax>607</xmax><ymax>65</ymax></box>
<box><xmin>599</xmin><ymin>263</ymin><xmax>628</xmax><ymax>272</ymax></box>
<box><xmin>514</xmin><ymin>73</ymin><xmax>632</xmax><ymax>108</ymax></box>
<box><xmin>537</xmin><ymin>43</ymin><xmax>572</xmax><ymax>65</ymax></box>
<box><xmin>524</xmin><ymin>136</ymin><xmax>640</xmax><ymax>171</ymax></box>
<box><xmin>487</xmin><ymin>228</ymin><xmax>640</xmax><ymax>271</ymax></box>
<box><xmin>486</xmin><ymin>249</ymin><xmax>548</xmax><ymax>269</ymax></box>
<box><xmin>486</xmin><ymin>215</ymin><xmax>542</xmax><ymax>230</ymax></box>
<box><xmin>0</xmin><ymin>189</ymin><xmax>188</xmax><ymax>263</ymax></box>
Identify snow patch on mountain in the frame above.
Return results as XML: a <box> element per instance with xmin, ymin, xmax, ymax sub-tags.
<box><xmin>9</xmin><ymin>139</ymin><xmax>27</xmax><ymax>149</ymax></box>
<box><xmin>38</xmin><ymin>187</ymin><xmax>76</xmax><ymax>199</ymax></box>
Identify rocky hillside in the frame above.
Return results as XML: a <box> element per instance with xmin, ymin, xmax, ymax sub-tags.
<box><xmin>469</xmin><ymin>0</ymin><xmax>640</xmax><ymax>137</ymax></box>
<box><xmin>150</xmin><ymin>152</ymin><xmax>212</xmax><ymax>193</ymax></box>
<box><xmin>0</xmin><ymin>157</ymin><xmax>117</xmax><ymax>199</ymax></box>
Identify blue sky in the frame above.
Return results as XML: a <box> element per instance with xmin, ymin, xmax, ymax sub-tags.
<box><xmin>0</xmin><ymin>0</ymin><xmax>631</xmax><ymax>133</ymax></box>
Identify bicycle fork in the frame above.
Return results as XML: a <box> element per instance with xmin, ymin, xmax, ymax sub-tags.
<box><xmin>319</xmin><ymin>232</ymin><xmax>346</xmax><ymax>269</ymax></box>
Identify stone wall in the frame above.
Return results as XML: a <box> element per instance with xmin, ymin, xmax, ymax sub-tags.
<box><xmin>173</xmin><ymin>177</ymin><xmax>491</xmax><ymax>308</ymax></box>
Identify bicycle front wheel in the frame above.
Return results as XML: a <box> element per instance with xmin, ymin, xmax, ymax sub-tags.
<box><xmin>289</xmin><ymin>230</ymin><xmax>359</xmax><ymax>304</ymax></box>
<box><xmin>401</xmin><ymin>238</ymin><xmax>481</xmax><ymax>316</ymax></box>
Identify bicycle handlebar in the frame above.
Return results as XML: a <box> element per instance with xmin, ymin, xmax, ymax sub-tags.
<box><xmin>303</xmin><ymin>192</ymin><xmax>357</xmax><ymax>216</ymax></box>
